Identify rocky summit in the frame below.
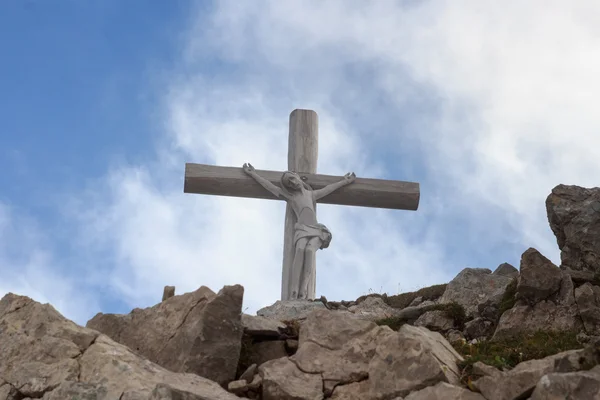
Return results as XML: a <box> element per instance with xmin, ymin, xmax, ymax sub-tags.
<box><xmin>2</xmin><ymin>183</ymin><xmax>600</xmax><ymax>400</ymax></box>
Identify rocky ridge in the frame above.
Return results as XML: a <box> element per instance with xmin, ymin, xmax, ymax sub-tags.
<box><xmin>0</xmin><ymin>183</ymin><xmax>600</xmax><ymax>399</ymax></box>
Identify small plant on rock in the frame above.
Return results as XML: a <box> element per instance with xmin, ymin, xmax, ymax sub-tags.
<box><xmin>453</xmin><ymin>329</ymin><xmax>581</xmax><ymax>388</ymax></box>
<box><xmin>497</xmin><ymin>278</ymin><xmax>518</xmax><ymax>317</ymax></box>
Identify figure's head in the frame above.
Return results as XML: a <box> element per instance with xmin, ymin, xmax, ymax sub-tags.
<box><xmin>281</xmin><ymin>171</ymin><xmax>304</xmax><ymax>191</ymax></box>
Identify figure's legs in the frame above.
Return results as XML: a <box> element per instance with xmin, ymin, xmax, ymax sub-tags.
<box><xmin>290</xmin><ymin>238</ymin><xmax>308</xmax><ymax>299</ymax></box>
<box><xmin>298</xmin><ymin>237</ymin><xmax>322</xmax><ymax>299</ymax></box>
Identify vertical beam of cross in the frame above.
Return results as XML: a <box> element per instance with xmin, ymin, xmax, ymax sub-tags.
<box><xmin>281</xmin><ymin>109</ymin><xmax>319</xmax><ymax>300</ymax></box>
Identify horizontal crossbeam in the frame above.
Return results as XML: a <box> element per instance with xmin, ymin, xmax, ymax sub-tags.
<box><xmin>184</xmin><ymin>163</ymin><xmax>420</xmax><ymax>210</ymax></box>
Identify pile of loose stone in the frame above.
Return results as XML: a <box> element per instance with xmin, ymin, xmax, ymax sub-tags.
<box><xmin>1</xmin><ymin>183</ymin><xmax>600</xmax><ymax>399</ymax></box>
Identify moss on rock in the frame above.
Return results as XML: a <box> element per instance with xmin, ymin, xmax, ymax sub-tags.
<box><xmin>385</xmin><ymin>284</ymin><xmax>448</xmax><ymax>309</ymax></box>
<box><xmin>453</xmin><ymin>329</ymin><xmax>582</xmax><ymax>386</ymax></box>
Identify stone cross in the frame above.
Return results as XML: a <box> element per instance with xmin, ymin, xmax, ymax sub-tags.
<box><xmin>183</xmin><ymin>109</ymin><xmax>420</xmax><ymax>301</ymax></box>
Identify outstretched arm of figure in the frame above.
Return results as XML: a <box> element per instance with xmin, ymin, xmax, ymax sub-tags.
<box><xmin>242</xmin><ymin>163</ymin><xmax>287</xmax><ymax>199</ymax></box>
<box><xmin>313</xmin><ymin>172</ymin><xmax>356</xmax><ymax>200</ymax></box>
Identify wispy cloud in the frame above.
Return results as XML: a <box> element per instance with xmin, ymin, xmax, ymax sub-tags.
<box><xmin>3</xmin><ymin>1</ymin><xmax>600</xmax><ymax>325</ymax></box>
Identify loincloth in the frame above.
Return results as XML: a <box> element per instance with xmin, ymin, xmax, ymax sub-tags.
<box><xmin>294</xmin><ymin>223</ymin><xmax>332</xmax><ymax>249</ymax></box>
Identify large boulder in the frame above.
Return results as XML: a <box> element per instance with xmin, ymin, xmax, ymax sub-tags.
<box><xmin>259</xmin><ymin>357</ymin><xmax>323</xmax><ymax>400</ymax></box>
<box><xmin>517</xmin><ymin>248</ymin><xmax>563</xmax><ymax>305</ymax></box>
<box><xmin>257</xmin><ymin>299</ymin><xmax>327</xmax><ymax>321</ymax></box>
<box><xmin>414</xmin><ymin>310</ymin><xmax>456</xmax><ymax>332</ymax></box>
<box><xmin>493</xmin><ymin>300</ymin><xmax>581</xmax><ymax>340</ymax></box>
<box><xmin>438</xmin><ymin>268</ymin><xmax>514</xmax><ymax>317</ymax></box>
<box><xmin>530</xmin><ymin>365</ymin><xmax>600</xmax><ymax>399</ymax></box>
<box><xmin>86</xmin><ymin>285</ymin><xmax>244</xmax><ymax>385</ymax></box>
<box><xmin>242</xmin><ymin>314</ymin><xmax>287</xmax><ymax>338</ymax></box>
<box><xmin>0</xmin><ymin>293</ymin><xmax>239</xmax><ymax>400</ymax></box>
<box><xmin>346</xmin><ymin>296</ymin><xmax>401</xmax><ymax>320</ymax></box>
<box><xmin>292</xmin><ymin>309</ymin><xmax>463</xmax><ymax>399</ymax></box>
<box><xmin>492</xmin><ymin>262</ymin><xmax>519</xmax><ymax>277</ymax></box>
<box><xmin>546</xmin><ymin>184</ymin><xmax>600</xmax><ymax>273</ymax></box>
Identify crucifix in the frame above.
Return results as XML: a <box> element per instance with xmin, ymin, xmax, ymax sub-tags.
<box><xmin>183</xmin><ymin>109</ymin><xmax>420</xmax><ymax>301</ymax></box>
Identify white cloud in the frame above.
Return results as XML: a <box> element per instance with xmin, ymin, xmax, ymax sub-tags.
<box><xmin>69</xmin><ymin>0</ymin><xmax>600</xmax><ymax>316</ymax></box>
<box><xmin>0</xmin><ymin>202</ymin><xmax>100</xmax><ymax>323</ymax></box>
<box><xmin>193</xmin><ymin>0</ymin><xmax>600</xmax><ymax>260</ymax></box>
<box><xmin>6</xmin><ymin>1</ymin><xmax>600</xmax><ymax>323</ymax></box>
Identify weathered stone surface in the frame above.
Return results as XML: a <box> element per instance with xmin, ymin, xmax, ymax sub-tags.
<box><xmin>493</xmin><ymin>262</ymin><xmax>519</xmax><ymax>277</ymax></box>
<box><xmin>575</xmin><ymin>283</ymin><xmax>600</xmax><ymax>335</ymax></box>
<box><xmin>257</xmin><ymin>300</ymin><xmax>326</xmax><ymax>321</ymax></box>
<box><xmin>0</xmin><ymin>381</ymin><xmax>19</xmax><ymax>400</ymax></box>
<box><xmin>80</xmin><ymin>335</ymin><xmax>240</xmax><ymax>399</ymax></box>
<box><xmin>347</xmin><ymin>296</ymin><xmax>398</xmax><ymax>320</ymax></box>
<box><xmin>472</xmin><ymin>361</ymin><xmax>502</xmax><ymax>378</ymax></box>
<box><xmin>0</xmin><ymin>294</ymin><xmax>95</xmax><ymax>398</ymax></box>
<box><xmin>493</xmin><ymin>300</ymin><xmax>581</xmax><ymax>340</ymax></box>
<box><xmin>473</xmin><ymin>349</ymin><xmax>585</xmax><ymax>400</ymax></box>
<box><xmin>553</xmin><ymin>339</ymin><xmax>600</xmax><ymax>372</ymax></box>
<box><xmin>367</xmin><ymin>324</ymin><xmax>464</xmax><ymax>399</ymax></box>
<box><xmin>259</xmin><ymin>357</ymin><xmax>323</xmax><ymax>400</ymax></box>
<box><xmin>242</xmin><ymin>314</ymin><xmax>287</xmax><ymax>337</ymax></box>
<box><xmin>239</xmin><ymin>363</ymin><xmax>257</xmax><ymax>383</ymax></box>
<box><xmin>293</xmin><ymin>309</ymin><xmax>381</xmax><ymax>393</ymax></box>
<box><xmin>329</xmin><ymin>381</ymin><xmax>370</xmax><ymax>400</ymax></box>
<box><xmin>446</xmin><ymin>329</ymin><xmax>465</xmax><ymax>343</ymax></box>
<box><xmin>563</xmin><ymin>267</ymin><xmax>598</xmax><ymax>285</ymax></box>
<box><xmin>292</xmin><ymin>309</ymin><xmax>462</xmax><ymax>399</ymax></box>
<box><xmin>392</xmin><ymin>303</ymin><xmax>436</xmax><ymax>322</ymax></box>
<box><xmin>408</xmin><ymin>296</ymin><xmax>424</xmax><ymax>307</ymax></box>
<box><xmin>439</xmin><ymin>268</ymin><xmax>513</xmax><ymax>317</ymax></box>
<box><xmin>463</xmin><ymin>317</ymin><xmax>494</xmax><ymax>340</ymax></box>
<box><xmin>530</xmin><ymin>365</ymin><xmax>600</xmax><ymax>400</ymax></box>
<box><xmin>517</xmin><ymin>248</ymin><xmax>563</xmax><ymax>305</ymax></box>
<box><xmin>414</xmin><ymin>310</ymin><xmax>456</xmax><ymax>332</ymax></box>
<box><xmin>87</xmin><ymin>285</ymin><xmax>244</xmax><ymax>385</ymax></box>
<box><xmin>41</xmin><ymin>381</ymin><xmax>108</xmax><ymax>400</ymax></box>
<box><xmin>227</xmin><ymin>379</ymin><xmax>248</xmax><ymax>396</ymax></box>
<box><xmin>148</xmin><ymin>383</ymin><xmax>234</xmax><ymax>400</ymax></box>
<box><xmin>0</xmin><ymin>293</ymin><xmax>239</xmax><ymax>400</ymax></box>
<box><xmin>546</xmin><ymin>184</ymin><xmax>600</xmax><ymax>273</ymax></box>
<box><xmin>557</xmin><ymin>271</ymin><xmax>576</xmax><ymax>306</ymax></box>
<box><xmin>404</xmin><ymin>382</ymin><xmax>486</xmax><ymax>400</ymax></box>
<box><xmin>250</xmin><ymin>340</ymin><xmax>288</xmax><ymax>366</ymax></box>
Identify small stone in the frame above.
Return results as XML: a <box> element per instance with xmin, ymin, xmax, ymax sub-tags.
<box><xmin>517</xmin><ymin>248</ymin><xmax>563</xmax><ymax>305</ymax></box>
<box><xmin>446</xmin><ymin>329</ymin><xmax>465</xmax><ymax>343</ymax></box>
<box><xmin>472</xmin><ymin>361</ymin><xmax>502</xmax><ymax>378</ymax></box>
<box><xmin>227</xmin><ymin>380</ymin><xmax>248</xmax><ymax>396</ymax></box>
<box><xmin>162</xmin><ymin>286</ymin><xmax>175</xmax><ymax>301</ymax></box>
<box><xmin>414</xmin><ymin>310</ymin><xmax>455</xmax><ymax>332</ymax></box>
<box><xmin>493</xmin><ymin>263</ymin><xmax>518</xmax><ymax>277</ymax></box>
<box><xmin>239</xmin><ymin>363</ymin><xmax>257</xmax><ymax>383</ymax></box>
<box><xmin>408</xmin><ymin>296</ymin><xmax>424</xmax><ymax>307</ymax></box>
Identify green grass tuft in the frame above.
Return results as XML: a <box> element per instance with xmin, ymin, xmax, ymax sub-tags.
<box><xmin>385</xmin><ymin>284</ymin><xmax>447</xmax><ymax>309</ymax></box>
<box><xmin>497</xmin><ymin>278</ymin><xmax>518</xmax><ymax>317</ymax></box>
<box><xmin>453</xmin><ymin>330</ymin><xmax>582</xmax><ymax>386</ymax></box>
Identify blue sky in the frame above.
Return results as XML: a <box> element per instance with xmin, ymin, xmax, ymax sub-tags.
<box><xmin>2</xmin><ymin>1</ymin><xmax>599</xmax><ymax>325</ymax></box>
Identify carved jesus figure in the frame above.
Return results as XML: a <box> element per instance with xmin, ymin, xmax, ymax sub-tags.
<box><xmin>243</xmin><ymin>163</ymin><xmax>356</xmax><ymax>299</ymax></box>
